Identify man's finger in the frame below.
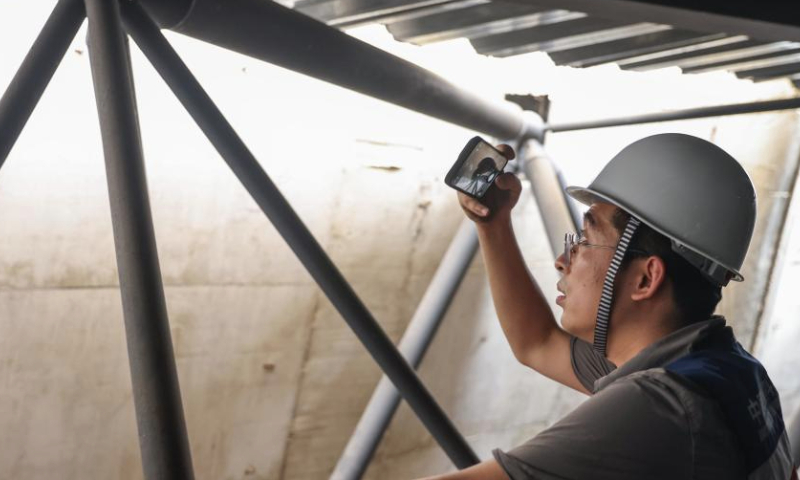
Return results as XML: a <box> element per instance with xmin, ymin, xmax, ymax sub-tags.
<box><xmin>496</xmin><ymin>144</ymin><xmax>516</xmax><ymax>160</ymax></box>
<box><xmin>459</xmin><ymin>193</ymin><xmax>489</xmax><ymax>216</ymax></box>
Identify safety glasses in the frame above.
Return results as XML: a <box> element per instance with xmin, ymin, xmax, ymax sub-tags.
<box><xmin>563</xmin><ymin>232</ymin><xmax>647</xmax><ymax>267</ymax></box>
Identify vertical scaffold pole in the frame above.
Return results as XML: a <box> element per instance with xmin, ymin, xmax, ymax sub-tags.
<box><xmin>84</xmin><ymin>0</ymin><xmax>195</xmax><ymax>478</ymax></box>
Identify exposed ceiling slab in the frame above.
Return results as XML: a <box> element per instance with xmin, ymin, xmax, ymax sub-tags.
<box><xmin>293</xmin><ymin>0</ymin><xmax>800</xmax><ymax>84</ymax></box>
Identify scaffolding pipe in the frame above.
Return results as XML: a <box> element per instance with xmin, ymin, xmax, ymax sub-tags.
<box><xmin>331</xmin><ymin>220</ymin><xmax>479</xmax><ymax>480</ymax></box>
<box><xmin>552</xmin><ymin>159</ymin><xmax>582</xmax><ymax>236</ymax></box>
<box><xmin>84</xmin><ymin>0</ymin><xmax>195</xmax><ymax>478</ymax></box>
<box><xmin>546</xmin><ymin>96</ymin><xmax>800</xmax><ymax>132</ymax></box>
<box><xmin>121</xmin><ymin>2</ymin><xmax>480</xmax><ymax>469</ymax></box>
<box><xmin>137</xmin><ymin>0</ymin><xmax>541</xmax><ymax>142</ymax></box>
<box><xmin>519</xmin><ymin>140</ymin><xmax>580</xmax><ymax>256</ymax></box>
<box><xmin>0</xmin><ymin>0</ymin><xmax>85</xmax><ymax>170</ymax></box>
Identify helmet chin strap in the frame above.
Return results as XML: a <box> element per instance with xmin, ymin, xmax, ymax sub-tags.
<box><xmin>593</xmin><ymin>216</ymin><xmax>641</xmax><ymax>356</ymax></box>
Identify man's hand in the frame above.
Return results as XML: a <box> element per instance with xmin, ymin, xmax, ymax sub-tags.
<box><xmin>457</xmin><ymin>144</ymin><xmax>520</xmax><ymax>225</ymax></box>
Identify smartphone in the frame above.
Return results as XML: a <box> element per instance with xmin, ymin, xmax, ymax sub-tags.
<box><xmin>444</xmin><ymin>136</ymin><xmax>508</xmax><ymax>199</ymax></box>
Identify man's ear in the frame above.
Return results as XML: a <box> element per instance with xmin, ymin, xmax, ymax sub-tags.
<box><xmin>630</xmin><ymin>256</ymin><xmax>667</xmax><ymax>301</ymax></box>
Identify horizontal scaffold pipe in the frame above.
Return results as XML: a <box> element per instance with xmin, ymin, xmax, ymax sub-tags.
<box><xmin>138</xmin><ymin>0</ymin><xmax>542</xmax><ymax>142</ymax></box>
<box><xmin>547</xmin><ymin>97</ymin><xmax>800</xmax><ymax>132</ymax></box>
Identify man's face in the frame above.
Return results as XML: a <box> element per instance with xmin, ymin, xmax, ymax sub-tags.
<box><xmin>555</xmin><ymin>202</ymin><xmax>621</xmax><ymax>342</ymax></box>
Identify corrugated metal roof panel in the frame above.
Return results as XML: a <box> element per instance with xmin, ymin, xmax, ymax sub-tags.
<box><xmin>618</xmin><ymin>38</ymin><xmax>769</xmax><ymax>71</ymax></box>
<box><xmin>386</xmin><ymin>3</ymin><xmax>555</xmax><ymax>45</ymax></box>
<box><xmin>292</xmin><ymin>0</ymin><xmax>800</xmax><ymax>83</ymax></box>
<box><xmin>547</xmin><ymin>30</ymin><xmax>726</xmax><ymax>67</ymax></box>
<box><xmin>471</xmin><ymin>16</ymin><xmax>637</xmax><ymax>56</ymax></box>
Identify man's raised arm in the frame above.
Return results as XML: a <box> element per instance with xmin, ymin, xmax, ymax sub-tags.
<box><xmin>456</xmin><ymin>145</ymin><xmax>588</xmax><ymax>394</ymax></box>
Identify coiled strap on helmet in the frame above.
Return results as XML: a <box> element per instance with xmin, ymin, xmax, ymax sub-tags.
<box><xmin>594</xmin><ymin>216</ymin><xmax>641</xmax><ymax>356</ymax></box>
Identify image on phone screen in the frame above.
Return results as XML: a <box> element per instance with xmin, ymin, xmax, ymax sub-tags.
<box><xmin>449</xmin><ymin>140</ymin><xmax>506</xmax><ymax>198</ymax></box>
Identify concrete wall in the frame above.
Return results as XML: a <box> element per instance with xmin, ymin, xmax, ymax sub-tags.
<box><xmin>2</xmin><ymin>5</ymin><xmax>800</xmax><ymax>479</ymax></box>
<box><xmin>753</xmin><ymin>131</ymin><xmax>800</xmax><ymax>440</ymax></box>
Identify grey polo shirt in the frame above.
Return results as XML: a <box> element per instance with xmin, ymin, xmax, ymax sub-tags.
<box><xmin>492</xmin><ymin>318</ymin><xmax>794</xmax><ymax>480</ymax></box>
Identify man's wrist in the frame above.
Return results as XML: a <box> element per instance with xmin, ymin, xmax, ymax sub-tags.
<box><xmin>475</xmin><ymin>215</ymin><xmax>513</xmax><ymax>239</ymax></box>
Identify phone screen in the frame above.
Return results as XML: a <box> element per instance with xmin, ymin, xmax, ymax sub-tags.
<box><xmin>445</xmin><ymin>137</ymin><xmax>507</xmax><ymax>198</ymax></box>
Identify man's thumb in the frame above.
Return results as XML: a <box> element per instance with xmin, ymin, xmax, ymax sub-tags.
<box><xmin>494</xmin><ymin>172</ymin><xmax>517</xmax><ymax>190</ymax></box>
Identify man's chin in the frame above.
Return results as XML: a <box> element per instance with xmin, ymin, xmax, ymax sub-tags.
<box><xmin>561</xmin><ymin>315</ymin><xmax>592</xmax><ymax>341</ymax></box>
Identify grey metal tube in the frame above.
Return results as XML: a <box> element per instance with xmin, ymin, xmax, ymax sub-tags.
<box><xmin>553</xmin><ymin>166</ymin><xmax>583</xmax><ymax>235</ymax></box>
<box><xmin>331</xmin><ymin>220</ymin><xmax>479</xmax><ymax>480</ymax></box>
<box><xmin>84</xmin><ymin>0</ymin><xmax>195</xmax><ymax>478</ymax></box>
<box><xmin>519</xmin><ymin>140</ymin><xmax>580</xmax><ymax>257</ymax></box>
<box><xmin>137</xmin><ymin>0</ymin><xmax>540</xmax><ymax>142</ymax></box>
<box><xmin>547</xmin><ymin>97</ymin><xmax>800</xmax><ymax>132</ymax></box>
<box><xmin>0</xmin><ymin>0</ymin><xmax>85</xmax><ymax>169</ymax></box>
<box><xmin>121</xmin><ymin>2</ymin><xmax>479</xmax><ymax>469</ymax></box>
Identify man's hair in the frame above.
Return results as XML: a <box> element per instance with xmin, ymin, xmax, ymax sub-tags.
<box><xmin>611</xmin><ymin>209</ymin><xmax>722</xmax><ymax>325</ymax></box>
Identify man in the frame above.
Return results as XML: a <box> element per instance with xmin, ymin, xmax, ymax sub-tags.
<box><xmin>426</xmin><ymin>134</ymin><xmax>795</xmax><ymax>479</ymax></box>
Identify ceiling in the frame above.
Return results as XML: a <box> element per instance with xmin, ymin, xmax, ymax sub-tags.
<box><xmin>290</xmin><ymin>0</ymin><xmax>800</xmax><ymax>88</ymax></box>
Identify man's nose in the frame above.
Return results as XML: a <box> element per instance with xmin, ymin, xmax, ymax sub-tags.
<box><xmin>555</xmin><ymin>251</ymin><xmax>567</xmax><ymax>274</ymax></box>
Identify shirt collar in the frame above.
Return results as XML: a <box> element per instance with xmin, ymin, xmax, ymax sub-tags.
<box><xmin>594</xmin><ymin>316</ymin><xmax>728</xmax><ymax>392</ymax></box>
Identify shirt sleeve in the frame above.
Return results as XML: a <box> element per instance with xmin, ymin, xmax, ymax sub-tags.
<box><xmin>570</xmin><ymin>336</ymin><xmax>616</xmax><ymax>392</ymax></box>
<box><xmin>493</xmin><ymin>374</ymin><xmax>693</xmax><ymax>480</ymax></box>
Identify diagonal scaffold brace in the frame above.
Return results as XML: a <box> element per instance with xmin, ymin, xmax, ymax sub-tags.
<box><xmin>0</xmin><ymin>0</ymin><xmax>86</xmax><ymax>170</ymax></box>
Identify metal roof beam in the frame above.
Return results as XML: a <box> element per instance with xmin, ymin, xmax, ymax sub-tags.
<box><xmin>672</xmin><ymin>42</ymin><xmax>800</xmax><ymax>70</ymax></box>
<box><xmin>549</xmin><ymin>30</ymin><xmax>725</xmax><ymax>68</ymax></box>
<box><xmin>479</xmin><ymin>22</ymin><xmax>671</xmax><ymax>58</ymax></box>
<box><xmin>471</xmin><ymin>16</ymin><xmax>632</xmax><ymax>56</ymax></box>
<box><xmin>684</xmin><ymin>47</ymin><xmax>800</xmax><ymax>74</ymax></box>
<box><xmin>387</xmin><ymin>3</ymin><xmax>559</xmax><ymax>44</ymax></box>
<box><xmin>737</xmin><ymin>60</ymin><xmax>800</xmax><ymax>82</ymax></box>
<box><xmin>296</xmin><ymin>0</ymin><xmax>481</xmax><ymax>28</ymax></box>
<box><xmin>618</xmin><ymin>36</ymin><xmax>762</xmax><ymax>71</ymax></box>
